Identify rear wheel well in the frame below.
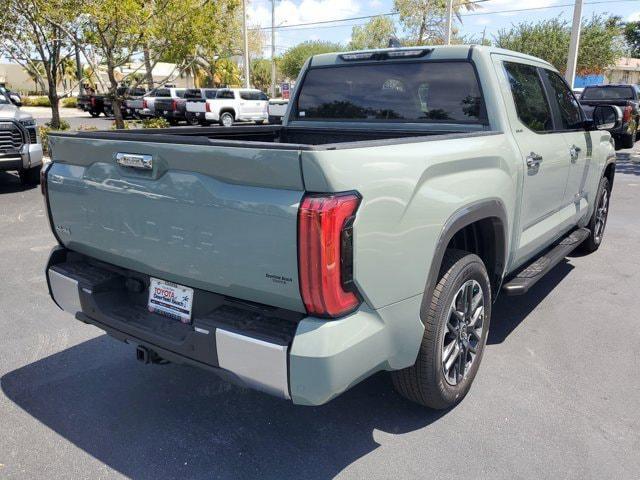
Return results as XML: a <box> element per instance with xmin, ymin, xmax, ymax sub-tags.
<box><xmin>446</xmin><ymin>218</ymin><xmax>505</xmax><ymax>296</ymax></box>
<box><xmin>604</xmin><ymin>162</ymin><xmax>615</xmax><ymax>188</ymax></box>
<box><xmin>219</xmin><ymin>108</ymin><xmax>235</xmax><ymax>118</ymax></box>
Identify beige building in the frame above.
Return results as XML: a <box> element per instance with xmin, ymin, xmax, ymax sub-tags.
<box><xmin>606</xmin><ymin>57</ymin><xmax>640</xmax><ymax>85</ymax></box>
<box><xmin>0</xmin><ymin>60</ymin><xmax>195</xmax><ymax>94</ymax></box>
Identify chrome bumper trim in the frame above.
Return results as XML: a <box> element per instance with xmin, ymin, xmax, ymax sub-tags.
<box><xmin>47</xmin><ymin>269</ymin><xmax>82</xmax><ymax>314</ymax></box>
<box><xmin>215</xmin><ymin>329</ymin><xmax>290</xmax><ymax>400</ymax></box>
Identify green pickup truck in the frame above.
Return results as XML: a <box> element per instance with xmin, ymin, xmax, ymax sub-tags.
<box><xmin>43</xmin><ymin>46</ymin><xmax>618</xmax><ymax>409</ymax></box>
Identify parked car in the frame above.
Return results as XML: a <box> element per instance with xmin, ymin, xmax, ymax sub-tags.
<box><xmin>126</xmin><ymin>86</ymin><xmax>183</xmax><ymax>119</ymax></box>
<box><xmin>185</xmin><ymin>88</ymin><xmax>268</xmax><ymax>126</ymax></box>
<box><xmin>0</xmin><ymin>92</ymin><xmax>43</xmax><ymax>185</ymax></box>
<box><xmin>77</xmin><ymin>92</ymin><xmax>106</xmax><ymax>117</ymax></box>
<box><xmin>103</xmin><ymin>87</ymin><xmax>147</xmax><ymax>119</ymax></box>
<box><xmin>579</xmin><ymin>84</ymin><xmax>640</xmax><ymax>149</ymax></box>
<box><xmin>0</xmin><ymin>85</ymin><xmax>22</xmax><ymax>107</ymax></box>
<box><xmin>183</xmin><ymin>88</ymin><xmax>218</xmax><ymax>125</ymax></box>
<box><xmin>44</xmin><ymin>45</ymin><xmax>618</xmax><ymax>409</ymax></box>
<box><xmin>268</xmin><ymin>98</ymin><xmax>289</xmax><ymax>124</ymax></box>
<box><xmin>153</xmin><ymin>87</ymin><xmax>192</xmax><ymax>125</ymax></box>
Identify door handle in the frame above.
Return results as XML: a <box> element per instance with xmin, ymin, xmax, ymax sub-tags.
<box><xmin>526</xmin><ymin>152</ymin><xmax>543</xmax><ymax>170</ymax></box>
<box><xmin>569</xmin><ymin>144</ymin><xmax>581</xmax><ymax>163</ymax></box>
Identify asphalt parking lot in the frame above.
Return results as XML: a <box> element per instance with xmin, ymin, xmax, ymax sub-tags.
<box><xmin>1</xmin><ymin>142</ymin><xmax>639</xmax><ymax>479</ymax></box>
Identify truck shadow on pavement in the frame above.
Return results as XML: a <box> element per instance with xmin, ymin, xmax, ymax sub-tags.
<box><xmin>1</xmin><ymin>261</ymin><xmax>574</xmax><ymax>479</ymax></box>
<box><xmin>613</xmin><ymin>156</ymin><xmax>640</xmax><ymax>176</ymax></box>
<box><xmin>0</xmin><ymin>171</ymin><xmax>37</xmax><ymax>194</ymax></box>
<box><xmin>1</xmin><ymin>338</ymin><xmax>445</xmax><ymax>480</ymax></box>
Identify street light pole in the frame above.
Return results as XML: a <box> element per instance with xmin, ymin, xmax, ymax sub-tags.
<box><xmin>444</xmin><ymin>0</ymin><xmax>453</xmax><ymax>45</ymax></box>
<box><xmin>565</xmin><ymin>0</ymin><xmax>584</xmax><ymax>88</ymax></box>
<box><xmin>242</xmin><ymin>0</ymin><xmax>250</xmax><ymax>88</ymax></box>
<box><xmin>271</xmin><ymin>0</ymin><xmax>276</xmax><ymax>97</ymax></box>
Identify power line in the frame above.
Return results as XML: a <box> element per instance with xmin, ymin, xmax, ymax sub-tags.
<box><xmin>250</xmin><ymin>0</ymin><xmax>639</xmax><ymax>32</ymax></box>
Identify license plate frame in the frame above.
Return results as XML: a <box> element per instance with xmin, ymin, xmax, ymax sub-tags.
<box><xmin>148</xmin><ymin>277</ymin><xmax>194</xmax><ymax>324</ymax></box>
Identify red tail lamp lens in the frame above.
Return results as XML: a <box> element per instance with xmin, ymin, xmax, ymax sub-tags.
<box><xmin>298</xmin><ymin>192</ymin><xmax>361</xmax><ymax>318</ymax></box>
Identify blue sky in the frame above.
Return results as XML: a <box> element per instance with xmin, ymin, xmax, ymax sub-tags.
<box><xmin>247</xmin><ymin>0</ymin><xmax>640</xmax><ymax>54</ymax></box>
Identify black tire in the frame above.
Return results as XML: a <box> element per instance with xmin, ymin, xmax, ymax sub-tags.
<box><xmin>620</xmin><ymin>131</ymin><xmax>635</xmax><ymax>149</ymax></box>
<box><xmin>89</xmin><ymin>110</ymin><xmax>100</xmax><ymax>118</ymax></box>
<box><xmin>391</xmin><ymin>249</ymin><xmax>491</xmax><ymax>409</ymax></box>
<box><xmin>185</xmin><ymin>113</ymin><xmax>200</xmax><ymax>126</ymax></box>
<box><xmin>219</xmin><ymin>111</ymin><xmax>234</xmax><ymax>127</ymax></box>
<box><xmin>19</xmin><ymin>165</ymin><xmax>41</xmax><ymax>186</ymax></box>
<box><xmin>255</xmin><ymin>120</ymin><xmax>265</xmax><ymax>125</ymax></box>
<box><xmin>168</xmin><ymin>118</ymin><xmax>179</xmax><ymax>126</ymax></box>
<box><xmin>579</xmin><ymin>176</ymin><xmax>611</xmax><ymax>254</ymax></box>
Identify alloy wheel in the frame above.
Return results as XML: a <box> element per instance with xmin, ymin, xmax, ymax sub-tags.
<box><xmin>442</xmin><ymin>279</ymin><xmax>485</xmax><ymax>386</ymax></box>
<box><xmin>594</xmin><ymin>188</ymin><xmax>609</xmax><ymax>244</ymax></box>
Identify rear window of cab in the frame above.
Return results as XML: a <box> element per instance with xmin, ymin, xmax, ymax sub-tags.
<box><xmin>294</xmin><ymin>61</ymin><xmax>487</xmax><ymax>124</ymax></box>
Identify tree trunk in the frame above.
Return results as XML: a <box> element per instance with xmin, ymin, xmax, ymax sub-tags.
<box><xmin>143</xmin><ymin>43</ymin><xmax>154</xmax><ymax>90</ymax></box>
<box><xmin>49</xmin><ymin>95</ymin><xmax>61</xmax><ymax>130</ymax></box>
<box><xmin>112</xmin><ymin>97</ymin><xmax>125</xmax><ymax>129</ymax></box>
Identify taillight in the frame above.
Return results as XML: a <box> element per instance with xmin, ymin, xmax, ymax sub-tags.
<box><xmin>206</xmin><ymin>102</ymin><xmax>211</xmax><ymax>113</ymax></box>
<box><xmin>623</xmin><ymin>105</ymin><xmax>632</xmax><ymax>122</ymax></box>
<box><xmin>90</xmin><ymin>97</ymin><xmax>96</xmax><ymax>106</ymax></box>
<box><xmin>142</xmin><ymin>99</ymin><xmax>147</xmax><ymax>109</ymax></box>
<box><xmin>172</xmin><ymin>99</ymin><xmax>178</xmax><ymax>111</ymax></box>
<box><xmin>298</xmin><ymin>192</ymin><xmax>361</xmax><ymax>318</ymax></box>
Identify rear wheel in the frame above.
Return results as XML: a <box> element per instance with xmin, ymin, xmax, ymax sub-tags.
<box><xmin>89</xmin><ymin>110</ymin><xmax>100</xmax><ymax>118</ymax></box>
<box><xmin>579</xmin><ymin>176</ymin><xmax>611</xmax><ymax>253</ymax></box>
<box><xmin>219</xmin><ymin>112</ymin><xmax>234</xmax><ymax>127</ymax></box>
<box><xmin>391</xmin><ymin>249</ymin><xmax>491</xmax><ymax>409</ymax></box>
<box><xmin>186</xmin><ymin>113</ymin><xmax>200</xmax><ymax>126</ymax></box>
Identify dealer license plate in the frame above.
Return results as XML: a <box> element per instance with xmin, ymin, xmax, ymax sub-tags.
<box><xmin>148</xmin><ymin>277</ymin><xmax>194</xmax><ymax>323</ymax></box>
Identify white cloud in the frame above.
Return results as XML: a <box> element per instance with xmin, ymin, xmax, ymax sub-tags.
<box><xmin>368</xmin><ymin>0</ymin><xmax>383</xmax><ymax>9</ymax></box>
<box><xmin>472</xmin><ymin>0</ymin><xmax>560</xmax><ymax>17</ymax></box>
<box><xmin>627</xmin><ymin>11</ymin><xmax>640</xmax><ymax>22</ymax></box>
<box><xmin>248</xmin><ymin>0</ymin><xmax>361</xmax><ymax>29</ymax></box>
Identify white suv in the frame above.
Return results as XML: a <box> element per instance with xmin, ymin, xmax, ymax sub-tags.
<box><xmin>185</xmin><ymin>88</ymin><xmax>268</xmax><ymax>127</ymax></box>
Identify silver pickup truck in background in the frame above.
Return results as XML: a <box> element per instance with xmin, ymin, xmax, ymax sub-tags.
<box><xmin>43</xmin><ymin>46</ymin><xmax>617</xmax><ymax>409</ymax></box>
<box><xmin>0</xmin><ymin>93</ymin><xmax>43</xmax><ymax>185</ymax></box>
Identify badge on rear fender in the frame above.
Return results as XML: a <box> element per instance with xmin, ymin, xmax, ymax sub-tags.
<box><xmin>115</xmin><ymin>152</ymin><xmax>153</xmax><ymax>170</ymax></box>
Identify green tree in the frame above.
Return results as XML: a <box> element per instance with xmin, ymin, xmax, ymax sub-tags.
<box><xmin>623</xmin><ymin>21</ymin><xmax>640</xmax><ymax>58</ymax></box>
<box><xmin>55</xmin><ymin>0</ymin><xmax>240</xmax><ymax>128</ymax></box>
<box><xmin>0</xmin><ymin>0</ymin><xmax>78</xmax><ymax>128</ymax></box>
<box><xmin>393</xmin><ymin>0</ymin><xmax>478</xmax><ymax>45</ymax></box>
<box><xmin>495</xmin><ymin>15</ymin><xmax>623</xmax><ymax>75</ymax></box>
<box><xmin>251</xmin><ymin>58</ymin><xmax>276</xmax><ymax>92</ymax></box>
<box><xmin>349</xmin><ymin>16</ymin><xmax>397</xmax><ymax>50</ymax></box>
<box><xmin>280</xmin><ymin>41</ymin><xmax>343</xmax><ymax>79</ymax></box>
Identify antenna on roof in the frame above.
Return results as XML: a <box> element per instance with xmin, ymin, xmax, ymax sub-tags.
<box><xmin>388</xmin><ymin>37</ymin><xmax>402</xmax><ymax>48</ymax></box>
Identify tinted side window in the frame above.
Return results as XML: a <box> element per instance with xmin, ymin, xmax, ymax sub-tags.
<box><xmin>503</xmin><ymin>62</ymin><xmax>553</xmax><ymax>132</ymax></box>
<box><xmin>217</xmin><ymin>90</ymin><xmax>235</xmax><ymax>99</ymax></box>
<box><xmin>542</xmin><ymin>70</ymin><xmax>583</xmax><ymax>130</ymax></box>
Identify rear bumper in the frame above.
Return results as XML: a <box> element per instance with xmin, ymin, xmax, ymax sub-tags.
<box><xmin>46</xmin><ymin>247</ymin><xmax>424</xmax><ymax>405</ymax></box>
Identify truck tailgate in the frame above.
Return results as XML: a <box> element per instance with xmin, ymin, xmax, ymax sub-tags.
<box><xmin>186</xmin><ymin>101</ymin><xmax>206</xmax><ymax>113</ymax></box>
<box><xmin>47</xmin><ymin>134</ymin><xmax>305</xmax><ymax>312</ymax></box>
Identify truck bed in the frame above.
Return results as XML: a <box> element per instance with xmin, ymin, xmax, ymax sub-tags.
<box><xmin>52</xmin><ymin>124</ymin><xmax>493</xmax><ymax>150</ymax></box>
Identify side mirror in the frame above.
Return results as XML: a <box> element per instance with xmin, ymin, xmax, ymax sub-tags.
<box><xmin>10</xmin><ymin>94</ymin><xmax>22</xmax><ymax>107</ymax></box>
<box><xmin>593</xmin><ymin>104</ymin><xmax>621</xmax><ymax>131</ymax></box>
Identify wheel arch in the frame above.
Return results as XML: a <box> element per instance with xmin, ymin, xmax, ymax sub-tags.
<box><xmin>219</xmin><ymin>108</ymin><xmax>236</xmax><ymax>118</ymax></box>
<box><xmin>603</xmin><ymin>156</ymin><xmax>616</xmax><ymax>190</ymax></box>
<box><xmin>420</xmin><ymin>199</ymin><xmax>508</xmax><ymax>321</ymax></box>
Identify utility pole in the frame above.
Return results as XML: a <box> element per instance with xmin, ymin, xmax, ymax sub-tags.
<box><xmin>565</xmin><ymin>0</ymin><xmax>583</xmax><ymax>88</ymax></box>
<box><xmin>74</xmin><ymin>33</ymin><xmax>82</xmax><ymax>95</ymax></box>
<box><xmin>444</xmin><ymin>0</ymin><xmax>453</xmax><ymax>45</ymax></box>
<box><xmin>271</xmin><ymin>0</ymin><xmax>276</xmax><ymax>98</ymax></box>
<box><xmin>242</xmin><ymin>0</ymin><xmax>250</xmax><ymax>88</ymax></box>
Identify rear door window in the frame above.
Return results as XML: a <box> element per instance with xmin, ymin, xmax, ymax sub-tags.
<box><xmin>204</xmin><ymin>89</ymin><xmax>218</xmax><ymax>99</ymax></box>
<box><xmin>295</xmin><ymin>61</ymin><xmax>487</xmax><ymax>124</ymax></box>
<box><xmin>240</xmin><ymin>91</ymin><xmax>268</xmax><ymax>101</ymax></box>
<box><xmin>217</xmin><ymin>90</ymin><xmax>235</xmax><ymax>99</ymax></box>
<box><xmin>503</xmin><ymin>62</ymin><xmax>553</xmax><ymax>132</ymax></box>
<box><xmin>154</xmin><ymin>89</ymin><xmax>171</xmax><ymax>98</ymax></box>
